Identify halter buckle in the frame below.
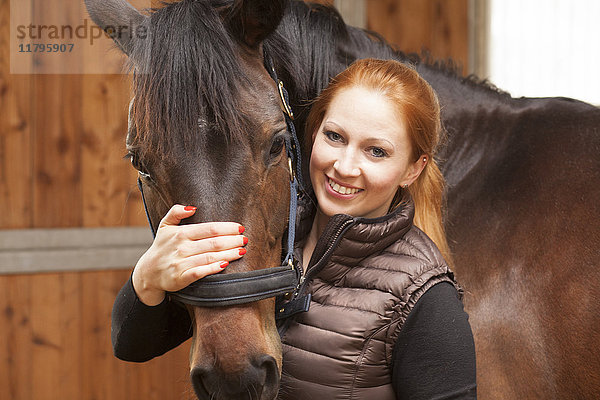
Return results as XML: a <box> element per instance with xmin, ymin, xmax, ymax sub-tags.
<box><xmin>288</xmin><ymin>157</ymin><xmax>294</xmax><ymax>182</ymax></box>
<box><xmin>278</xmin><ymin>80</ymin><xmax>294</xmax><ymax>119</ymax></box>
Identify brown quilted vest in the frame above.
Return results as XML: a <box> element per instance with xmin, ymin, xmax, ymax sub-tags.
<box><xmin>277</xmin><ymin>193</ymin><xmax>459</xmax><ymax>400</ymax></box>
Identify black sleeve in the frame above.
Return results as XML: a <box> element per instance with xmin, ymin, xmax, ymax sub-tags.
<box><xmin>392</xmin><ymin>282</ymin><xmax>477</xmax><ymax>399</ymax></box>
<box><xmin>111</xmin><ymin>275</ymin><xmax>193</xmax><ymax>362</ymax></box>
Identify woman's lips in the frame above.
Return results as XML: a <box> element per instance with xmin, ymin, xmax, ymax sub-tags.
<box><xmin>325</xmin><ymin>176</ymin><xmax>363</xmax><ymax>198</ymax></box>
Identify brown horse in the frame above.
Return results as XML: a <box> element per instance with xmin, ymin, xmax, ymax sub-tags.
<box><xmin>85</xmin><ymin>0</ymin><xmax>600</xmax><ymax>399</ymax></box>
<box><xmin>86</xmin><ymin>0</ymin><xmax>293</xmax><ymax>398</ymax></box>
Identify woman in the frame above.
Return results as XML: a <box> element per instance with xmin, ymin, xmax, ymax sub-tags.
<box><xmin>112</xmin><ymin>59</ymin><xmax>476</xmax><ymax>399</ymax></box>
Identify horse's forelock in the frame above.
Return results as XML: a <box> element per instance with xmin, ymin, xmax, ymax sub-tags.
<box><xmin>127</xmin><ymin>0</ymin><xmax>251</xmax><ymax>159</ymax></box>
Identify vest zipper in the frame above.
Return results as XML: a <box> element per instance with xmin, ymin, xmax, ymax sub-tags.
<box><xmin>276</xmin><ymin>216</ymin><xmax>356</xmax><ymax>328</ymax></box>
<box><xmin>297</xmin><ymin>216</ymin><xmax>356</xmax><ymax>296</ymax></box>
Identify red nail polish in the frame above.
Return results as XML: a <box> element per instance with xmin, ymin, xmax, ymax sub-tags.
<box><xmin>239</xmin><ymin>248</ymin><xmax>247</xmax><ymax>256</ymax></box>
<box><xmin>220</xmin><ymin>261</ymin><xmax>228</xmax><ymax>268</ymax></box>
<box><xmin>243</xmin><ymin>237</ymin><xmax>248</xmax><ymax>245</ymax></box>
<box><xmin>184</xmin><ymin>206</ymin><xmax>197</xmax><ymax>211</ymax></box>
<box><xmin>239</xmin><ymin>226</ymin><xmax>245</xmax><ymax>234</ymax></box>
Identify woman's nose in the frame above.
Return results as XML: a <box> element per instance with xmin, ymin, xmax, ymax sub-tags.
<box><xmin>333</xmin><ymin>151</ymin><xmax>360</xmax><ymax>177</ymax></box>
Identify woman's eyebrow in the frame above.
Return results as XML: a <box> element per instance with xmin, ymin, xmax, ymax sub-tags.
<box><xmin>364</xmin><ymin>137</ymin><xmax>395</xmax><ymax>150</ymax></box>
<box><xmin>322</xmin><ymin>120</ymin><xmax>345</xmax><ymax>131</ymax></box>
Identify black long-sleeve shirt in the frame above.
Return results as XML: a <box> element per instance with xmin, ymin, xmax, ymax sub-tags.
<box><xmin>112</xmin><ymin>278</ymin><xmax>476</xmax><ymax>399</ymax></box>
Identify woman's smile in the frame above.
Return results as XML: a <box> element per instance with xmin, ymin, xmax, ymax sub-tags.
<box><xmin>326</xmin><ymin>176</ymin><xmax>363</xmax><ymax>197</ymax></box>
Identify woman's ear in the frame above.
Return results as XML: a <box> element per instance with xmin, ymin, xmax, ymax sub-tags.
<box><xmin>402</xmin><ymin>155</ymin><xmax>428</xmax><ymax>187</ymax></box>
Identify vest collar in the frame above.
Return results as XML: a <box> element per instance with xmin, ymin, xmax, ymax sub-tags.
<box><xmin>295</xmin><ymin>190</ymin><xmax>415</xmax><ymax>269</ymax></box>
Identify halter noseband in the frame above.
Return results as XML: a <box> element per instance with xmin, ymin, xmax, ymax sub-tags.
<box><xmin>137</xmin><ymin>50</ymin><xmax>304</xmax><ymax>308</ymax></box>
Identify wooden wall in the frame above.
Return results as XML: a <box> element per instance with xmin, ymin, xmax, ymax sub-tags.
<box><xmin>313</xmin><ymin>0</ymin><xmax>469</xmax><ymax>72</ymax></box>
<box><xmin>1</xmin><ymin>0</ymin><xmax>193</xmax><ymax>398</ymax></box>
<box><xmin>367</xmin><ymin>0</ymin><xmax>469</xmax><ymax>73</ymax></box>
<box><xmin>0</xmin><ymin>270</ymin><xmax>193</xmax><ymax>399</ymax></box>
<box><xmin>0</xmin><ymin>0</ymin><xmax>468</xmax><ymax>399</ymax></box>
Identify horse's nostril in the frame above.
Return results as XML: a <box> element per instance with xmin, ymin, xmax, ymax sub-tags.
<box><xmin>190</xmin><ymin>366</ymin><xmax>210</xmax><ymax>399</ymax></box>
<box><xmin>256</xmin><ymin>355</ymin><xmax>279</xmax><ymax>399</ymax></box>
<box><xmin>190</xmin><ymin>357</ymin><xmax>279</xmax><ymax>399</ymax></box>
<box><xmin>257</xmin><ymin>354</ymin><xmax>277</xmax><ymax>376</ymax></box>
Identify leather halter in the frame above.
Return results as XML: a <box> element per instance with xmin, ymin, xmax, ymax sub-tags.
<box><xmin>137</xmin><ymin>50</ymin><xmax>304</xmax><ymax>307</ymax></box>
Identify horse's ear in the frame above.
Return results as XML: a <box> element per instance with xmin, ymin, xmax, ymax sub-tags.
<box><xmin>84</xmin><ymin>0</ymin><xmax>147</xmax><ymax>56</ymax></box>
<box><xmin>225</xmin><ymin>0</ymin><xmax>286</xmax><ymax>48</ymax></box>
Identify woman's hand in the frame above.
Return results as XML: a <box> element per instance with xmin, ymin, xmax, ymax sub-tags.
<box><xmin>132</xmin><ymin>205</ymin><xmax>247</xmax><ymax>306</ymax></box>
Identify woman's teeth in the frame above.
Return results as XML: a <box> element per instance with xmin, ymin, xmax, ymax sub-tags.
<box><xmin>329</xmin><ymin>178</ymin><xmax>360</xmax><ymax>195</ymax></box>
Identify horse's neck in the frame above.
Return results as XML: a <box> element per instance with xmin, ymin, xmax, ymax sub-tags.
<box><xmin>414</xmin><ymin>65</ymin><xmax>522</xmax><ymax>187</ymax></box>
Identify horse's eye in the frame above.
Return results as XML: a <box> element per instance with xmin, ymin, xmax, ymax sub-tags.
<box><xmin>127</xmin><ymin>152</ymin><xmax>152</xmax><ymax>179</ymax></box>
<box><xmin>269</xmin><ymin>136</ymin><xmax>285</xmax><ymax>159</ymax></box>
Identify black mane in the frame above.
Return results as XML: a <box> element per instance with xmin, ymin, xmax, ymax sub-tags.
<box><xmin>265</xmin><ymin>0</ymin><xmax>508</xmax><ymax>114</ymax></box>
<box><xmin>129</xmin><ymin>0</ymin><xmax>249</xmax><ymax>157</ymax></box>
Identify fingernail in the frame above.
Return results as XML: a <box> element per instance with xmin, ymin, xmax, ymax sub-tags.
<box><xmin>243</xmin><ymin>236</ymin><xmax>248</xmax><ymax>245</ymax></box>
<box><xmin>239</xmin><ymin>248</ymin><xmax>247</xmax><ymax>256</ymax></box>
<box><xmin>239</xmin><ymin>226</ymin><xmax>245</xmax><ymax>234</ymax></box>
<box><xmin>184</xmin><ymin>206</ymin><xmax>197</xmax><ymax>211</ymax></box>
<box><xmin>220</xmin><ymin>261</ymin><xmax>228</xmax><ymax>268</ymax></box>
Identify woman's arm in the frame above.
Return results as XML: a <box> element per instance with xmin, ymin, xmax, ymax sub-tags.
<box><xmin>111</xmin><ymin>204</ymin><xmax>248</xmax><ymax>361</ymax></box>
<box><xmin>111</xmin><ymin>274</ymin><xmax>193</xmax><ymax>362</ymax></box>
<box><xmin>392</xmin><ymin>282</ymin><xmax>477</xmax><ymax>399</ymax></box>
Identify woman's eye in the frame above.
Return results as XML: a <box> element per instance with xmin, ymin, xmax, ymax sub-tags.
<box><xmin>369</xmin><ymin>147</ymin><xmax>387</xmax><ymax>158</ymax></box>
<box><xmin>325</xmin><ymin>131</ymin><xmax>342</xmax><ymax>142</ymax></box>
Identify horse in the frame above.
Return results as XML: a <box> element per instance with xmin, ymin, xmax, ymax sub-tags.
<box><xmin>84</xmin><ymin>0</ymin><xmax>600</xmax><ymax>399</ymax></box>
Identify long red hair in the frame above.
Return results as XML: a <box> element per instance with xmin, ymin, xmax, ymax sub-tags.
<box><xmin>305</xmin><ymin>58</ymin><xmax>452</xmax><ymax>265</ymax></box>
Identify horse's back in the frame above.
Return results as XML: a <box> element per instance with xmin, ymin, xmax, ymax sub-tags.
<box><xmin>447</xmin><ymin>96</ymin><xmax>600</xmax><ymax>399</ymax></box>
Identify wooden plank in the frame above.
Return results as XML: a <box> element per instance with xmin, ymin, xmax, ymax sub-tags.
<box><xmin>58</xmin><ymin>273</ymin><xmax>83</xmax><ymax>399</ymax></box>
<box><xmin>29</xmin><ymin>273</ymin><xmax>56</xmax><ymax>399</ymax></box>
<box><xmin>430</xmin><ymin>0</ymin><xmax>469</xmax><ymax>71</ymax></box>
<box><xmin>367</xmin><ymin>0</ymin><xmax>469</xmax><ymax>73</ymax></box>
<box><xmin>0</xmin><ymin>0</ymin><xmax>33</xmax><ymax>229</ymax></box>
<box><xmin>0</xmin><ymin>269</ymin><xmax>193</xmax><ymax>400</ymax></box>
<box><xmin>81</xmin><ymin>270</ymin><xmax>119</xmax><ymax>399</ymax></box>
<box><xmin>1</xmin><ymin>275</ymin><xmax>33</xmax><ymax>400</ymax></box>
<box><xmin>81</xmin><ymin>74</ymin><xmax>147</xmax><ymax>228</ymax></box>
<box><xmin>78</xmin><ymin>270</ymin><xmax>192</xmax><ymax>400</ymax></box>
<box><xmin>0</xmin><ymin>227</ymin><xmax>153</xmax><ymax>274</ymax></box>
<box><xmin>31</xmin><ymin>0</ymin><xmax>83</xmax><ymax>228</ymax></box>
<box><xmin>0</xmin><ymin>226</ymin><xmax>152</xmax><ymax>249</ymax></box>
<box><xmin>32</xmin><ymin>72</ymin><xmax>83</xmax><ymax>228</ymax></box>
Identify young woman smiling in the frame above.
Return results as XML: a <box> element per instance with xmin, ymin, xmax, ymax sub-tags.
<box><xmin>111</xmin><ymin>59</ymin><xmax>476</xmax><ymax>399</ymax></box>
<box><xmin>277</xmin><ymin>58</ymin><xmax>475</xmax><ymax>399</ymax></box>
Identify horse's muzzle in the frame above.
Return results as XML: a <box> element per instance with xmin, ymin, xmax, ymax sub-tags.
<box><xmin>191</xmin><ymin>354</ymin><xmax>279</xmax><ymax>400</ymax></box>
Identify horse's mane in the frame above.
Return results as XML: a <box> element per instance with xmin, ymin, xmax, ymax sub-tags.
<box><xmin>128</xmin><ymin>0</ymin><xmax>249</xmax><ymax>157</ymax></box>
<box><xmin>265</xmin><ymin>0</ymin><xmax>509</xmax><ymax>109</ymax></box>
<box><xmin>416</xmin><ymin>50</ymin><xmax>510</xmax><ymax>97</ymax></box>
<box><xmin>264</xmin><ymin>1</ymin><xmax>352</xmax><ymax>105</ymax></box>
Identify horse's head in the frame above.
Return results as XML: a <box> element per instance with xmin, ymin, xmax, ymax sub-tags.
<box><xmin>85</xmin><ymin>0</ymin><xmax>291</xmax><ymax>398</ymax></box>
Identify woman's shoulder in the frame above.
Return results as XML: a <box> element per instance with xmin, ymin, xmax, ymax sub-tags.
<box><xmin>358</xmin><ymin>225</ymin><xmax>458</xmax><ymax>305</ymax></box>
<box><xmin>381</xmin><ymin>224</ymin><xmax>448</xmax><ymax>271</ymax></box>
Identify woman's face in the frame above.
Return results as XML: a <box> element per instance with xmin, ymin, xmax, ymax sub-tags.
<box><xmin>309</xmin><ymin>86</ymin><xmax>425</xmax><ymax>219</ymax></box>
